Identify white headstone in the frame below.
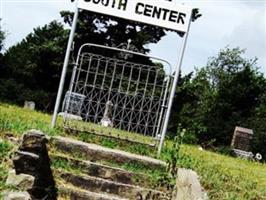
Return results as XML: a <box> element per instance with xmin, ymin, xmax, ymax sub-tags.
<box><xmin>24</xmin><ymin>101</ymin><xmax>35</xmax><ymax>110</ymax></box>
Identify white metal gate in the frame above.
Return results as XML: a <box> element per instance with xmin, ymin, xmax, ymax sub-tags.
<box><xmin>63</xmin><ymin>43</ymin><xmax>172</xmax><ymax>137</ymax></box>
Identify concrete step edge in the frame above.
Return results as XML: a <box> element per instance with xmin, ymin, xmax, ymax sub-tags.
<box><xmin>65</xmin><ymin>127</ymin><xmax>157</xmax><ymax>147</ymax></box>
<box><xmin>58</xmin><ymin>184</ymin><xmax>128</xmax><ymax>200</ymax></box>
<box><xmin>55</xmin><ymin>169</ymin><xmax>170</xmax><ymax>200</ymax></box>
<box><xmin>50</xmin><ymin>153</ymin><xmax>158</xmax><ymax>187</ymax></box>
<box><xmin>51</xmin><ymin>136</ymin><xmax>166</xmax><ymax>169</ymax></box>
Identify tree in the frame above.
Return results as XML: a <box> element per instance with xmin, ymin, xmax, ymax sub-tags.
<box><xmin>0</xmin><ymin>22</ymin><xmax>6</xmax><ymax>78</ymax></box>
<box><xmin>0</xmin><ymin>25</ymin><xmax>4</xmax><ymax>53</ymax></box>
<box><xmin>60</xmin><ymin>9</ymin><xmax>168</xmax><ymax>65</ymax></box>
<box><xmin>1</xmin><ymin>21</ymin><xmax>69</xmax><ymax>110</ymax></box>
<box><xmin>177</xmin><ymin>47</ymin><xmax>266</xmax><ymax>148</ymax></box>
<box><xmin>204</xmin><ymin>48</ymin><xmax>265</xmax><ymax>145</ymax></box>
<box><xmin>60</xmin><ymin>6</ymin><xmax>201</xmax><ymax>63</ymax></box>
<box><xmin>1</xmin><ymin>9</ymin><xmax>171</xmax><ymax>111</ymax></box>
<box><xmin>174</xmin><ymin>68</ymin><xmax>213</xmax><ymax>143</ymax></box>
<box><xmin>248</xmin><ymin>94</ymin><xmax>266</xmax><ymax>159</ymax></box>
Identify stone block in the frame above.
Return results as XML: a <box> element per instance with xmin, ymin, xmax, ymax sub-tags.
<box><xmin>3</xmin><ymin>192</ymin><xmax>31</xmax><ymax>200</ymax></box>
<box><xmin>6</xmin><ymin>170</ymin><xmax>35</xmax><ymax>191</ymax></box>
<box><xmin>172</xmin><ymin>168</ymin><xmax>207</xmax><ymax>200</ymax></box>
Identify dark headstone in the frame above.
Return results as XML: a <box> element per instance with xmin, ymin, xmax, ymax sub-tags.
<box><xmin>231</xmin><ymin>126</ymin><xmax>253</xmax><ymax>152</ymax></box>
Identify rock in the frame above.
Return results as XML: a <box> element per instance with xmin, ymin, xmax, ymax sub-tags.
<box><xmin>3</xmin><ymin>191</ymin><xmax>31</xmax><ymax>200</ymax></box>
<box><xmin>58</xmin><ymin>112</ymin><xmax>83</xmax><ymax>120</ymax></box>
<box><xmin>8</xmin><ymin>137</ymin><xmax>19</xmax><ymax>144</ymax></box>
<box><xmin>6</xmin><ymin>170</ymin><xmax>35</xmax><ymax>190</ymax></box>
<box><xmin>13</xmin><ymin>151</ymin><xmax>40</xmax><ymax>175</ymax></box>
<box><xmin>19</xmin><ymin>130</ymin><xmax>48</xmax><ymax>152</ymax></box>
<box><xmin>12</xmin><ymin>130</ymin><xmax>57</xmax><ymax>200</ymax></box>
<box><xmin>100</xmin><ymin>118</ymin><xmax>113</xmax><ymax>127</ymax></box>
<box><xmin>52</xmin><ymin>136</ymin><xmax>166</xmax><ymax>169</ymax></box>
<box><xmin>172</xmin><ymin>168</ymin><xmax>207</xmax><ymax>200</ymax></box>
<box><xmin>0</xmin><ymin>133</ymin><xmax>19</xmax><ymax>144</ymax></box>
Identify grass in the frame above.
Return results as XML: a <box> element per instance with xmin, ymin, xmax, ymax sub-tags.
<box><xmin>0</xmin><ymin>102</ymin><xmax>266</xmax><ymax>199</ymax></box>
<box><xmin>66</xmin><ymin>119</ymin><xmax>156</xmax><ymax>145</ymax></box>
<box><xmin>49</xmin><ymin>143</ymin><xmax>166</xmax><ymax>184</ymax></box>
<box><xmin>162</xmin><ymin>142</ymin><xmax>266</xmax><ymax>200</ymax></box>
<box><xmin>0</xmin><ymin>103</ymin><xmax>62</xmax><ymax>136</ymax></box>
<box><xmin>0</xmin><ymin>102</ymin><xmax>156</xmax><ymax>156</ymax></box>
<box><xmin>51</xmin><ymin>156</ymin><xmax>83</xmax><ymax>176</ymax></box>
<box><xmin>0</xmin><ymin>139</ymin><xmax>18</xmax><ymax>198</ymax></box>
<box><xmin>50</xmin><ymin>153</ymin><xmax>166</xmax><ymax>191</ymax></box>
<box><xmin>0</xmin><ymin>102</ymin><xmax>155</xmax><ymax>145</ymax></box>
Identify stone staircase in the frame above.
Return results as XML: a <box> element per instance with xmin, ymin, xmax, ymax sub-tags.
<box><xmin>49</xmin><ymin>136</ymin><xmax>170</xmax><ymax>200</ymax></box>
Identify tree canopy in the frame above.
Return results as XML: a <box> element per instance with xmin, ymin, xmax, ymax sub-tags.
<box><xmin>0</xmin><ymin>23</ymin><xmax>6</xmax><ymax>78</ymax></box>
<box><xmin>174</xmin><ymin>47</ymin><xmax>266</xmax><ymax>158</ymax></box>
<box><xmin>0</xmin><ymin>26</ymin><xmax>4</xmax><ymax>53</ymax></box>
<box><xmin>0</xmin><ymin>21</ymin><xmax>68</xmax><ymax>110</ymax></box>
<box><xmin>0</xmin><ymin>9</ymin><xmax>171</xmax><ymax>110</ymax></box>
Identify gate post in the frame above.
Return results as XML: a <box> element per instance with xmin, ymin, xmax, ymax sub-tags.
<box><xmin>157</xmin><ymin>12</ymin><xmax>193</xmax><ymax>157</ymax></box>
<box><xmin>51</xmin><ymin>4</ymin><xmax>79</xmax><ymax>128</ymax></box>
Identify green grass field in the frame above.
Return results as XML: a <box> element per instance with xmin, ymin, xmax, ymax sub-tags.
<box><xmin>0</xmin><ymin>102</ymin><xmax>265</xmax><ymax>199</ymax></box>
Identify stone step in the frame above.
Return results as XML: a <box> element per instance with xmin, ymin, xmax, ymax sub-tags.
<box><xmin>65</xmin><ymin>127</ymin><xmax>157</xmax><ymax>148</ymax></box>
<box><xmin>56</xmin><ymin>170</ymin><xmax>170</xmax><ymax>200</ymax></box>
<box><xmin>51</xmin><ymin>154</ymin><xmax>165</xmax><ymax>191</ymax></box>
<box><xmin>58</xmin><ymin>185</ymin><xmax>127</xmax><ymax>200</ymax></box>
<box><xmin>51</xmin><ymin>136</ymin><xmax>166</xmax><ymax>170</ymax></box>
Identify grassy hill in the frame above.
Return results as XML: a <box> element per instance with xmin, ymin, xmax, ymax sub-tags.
<box><xmin>0</xmin><ymin>103</ymin><xmax>265</xmax><ymax>200</ymax></box>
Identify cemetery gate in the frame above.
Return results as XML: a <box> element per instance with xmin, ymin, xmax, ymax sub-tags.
<box><xmin>63</xmin><ymin>43</ymin><xmax>172</xmax><ymax>138</ymax></box>
<box><xmin>51</xmin><ymin>0</ymin><xmax>195</xmax><ymax>155</ymax></box>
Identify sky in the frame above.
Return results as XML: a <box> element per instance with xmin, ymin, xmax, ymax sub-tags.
<box><xmin>1</xmin><ymin>0</ymin><xmax>266</xmax><ymax>75</ymax></box>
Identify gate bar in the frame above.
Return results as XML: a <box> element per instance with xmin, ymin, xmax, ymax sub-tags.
<box><xmin>73</xmin><ymin>43</ymin><xmax>173</xmax><ymax>72</ymax></box>
<box><xmin>157</xmin><ymin>11</ymin><xmax>193</xmax><ymax>157</ymax></box>
<box><xmin>51</xmin><ymin>4</ymin><xmax>79</xmax><ymax>128</ymax></box>
<box><xmin>52</xmin><ymin>40</ymin><xmax>172</xmax><ymax>127</ymax></box>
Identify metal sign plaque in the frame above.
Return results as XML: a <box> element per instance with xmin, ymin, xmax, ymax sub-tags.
<box><xmin>77</xmin><ymin>0</ymin><xmax>192</xmax><ymax>33</ymax></box>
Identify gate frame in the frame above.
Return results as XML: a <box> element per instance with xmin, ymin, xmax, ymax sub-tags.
<box><xmin>64</xmin><ymin>43</ymin><xmax>173</xmax><ymax>137</ymax></box>
<box><xmin>51</xmin><ymin>1</ymin><xmax>193</xmax><ymax>156</ymax></box>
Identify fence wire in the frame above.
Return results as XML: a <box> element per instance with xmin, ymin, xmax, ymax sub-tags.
<box><xmin>64</xmin><ymin>44</ymin><xmax>172</xmax><ymax>137</ymax></box>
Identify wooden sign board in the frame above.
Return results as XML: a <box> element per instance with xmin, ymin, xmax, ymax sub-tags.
<box><xmin>77</xmin><ymin>0</ymin><xmax>192</xmax><ymax>33</ymax></box>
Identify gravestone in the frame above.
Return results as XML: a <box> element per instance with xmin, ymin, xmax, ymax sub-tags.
<box><xmin>63</xmin><ymin>91</ymin><xmax>86</xmax><ymax>116</ymax></box>
<box><xmin>100</xmin><ymin>101</ymin><xmax>114</xmax><ymax>127</ymax></box>
<box><xmin>24</xmin><ymin>101</ymin><xmax>35</xmax><ymax>110</ymax></box>
<box><xmin>172</xmin><ymin>168</ymin><xmax>208</xmax><ymax>200</ymax></box>
<box><xmin>231</xmin><ymin>126</ymin><xmax>253</xmax><ymax>152</ymax></box>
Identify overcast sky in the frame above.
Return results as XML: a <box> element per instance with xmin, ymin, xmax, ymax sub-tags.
<box><xmin>1</xmin><ymin>0</ymin><xmax>266</xmax><ymax>75</ymax></box>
